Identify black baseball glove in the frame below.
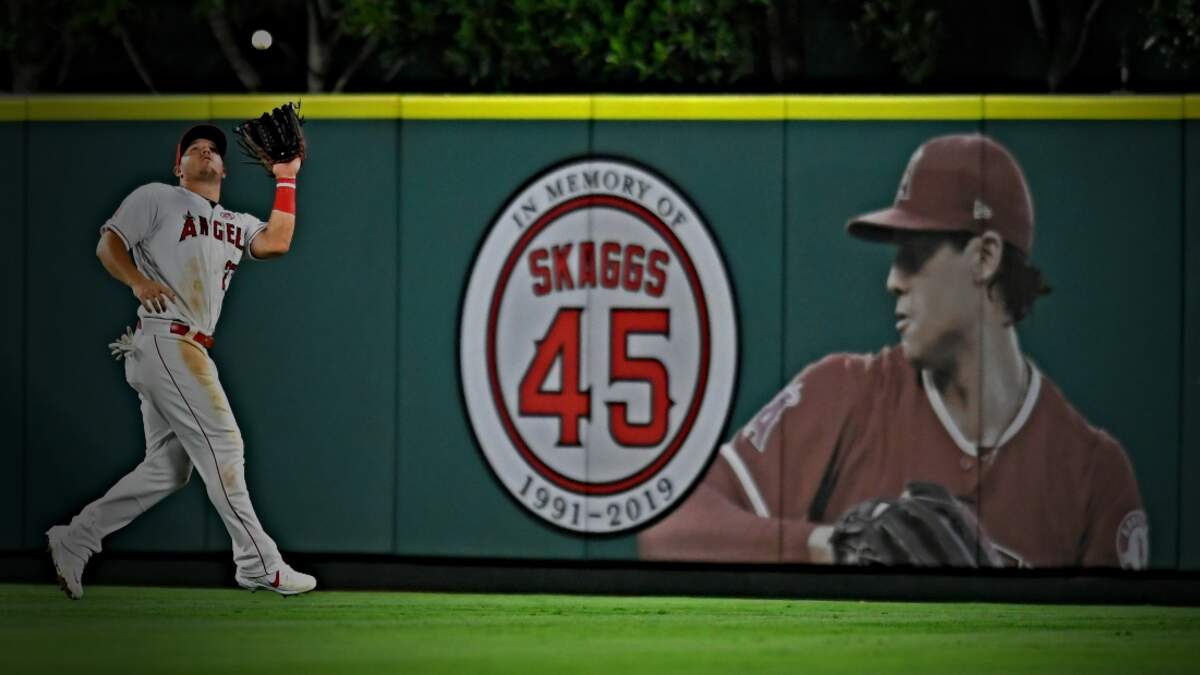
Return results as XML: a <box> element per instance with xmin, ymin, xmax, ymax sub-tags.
<box><xmin>232</xmin><ymin>101</ymin><xmax>306</xmax><ymax>176</ymax></box>
<box><xmin>828</xmin><ymin>482</ymin><xmax>1004</xmax><ymax>567</ymax></box>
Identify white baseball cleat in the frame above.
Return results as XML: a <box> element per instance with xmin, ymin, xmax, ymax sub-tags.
<box><xmin>46</xmin><ymin>526</ymin><xmax>87</xmax><ymax>600</ymax></box>
<box><xmin>235</xmin><ymin>564</ymin><xmax>316</xmax><ymax>596</ymax></box>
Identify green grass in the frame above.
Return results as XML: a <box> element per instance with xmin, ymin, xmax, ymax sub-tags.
<box><xmin>3</xmin><ymin>583</ymin><xmax>1199</xmax><ymax>675</ymax></box>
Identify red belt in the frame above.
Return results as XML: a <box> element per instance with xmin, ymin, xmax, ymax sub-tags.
<box><xmin>136</xmin><ymin>320</ymin><xmax>215</xmax><ymax>349</ymax></box>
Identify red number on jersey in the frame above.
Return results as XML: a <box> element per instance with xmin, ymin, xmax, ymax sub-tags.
<box><xmin>222</xmin><ymin>260</ymin><xmax>239</xmax><ymax>291</ymax></box>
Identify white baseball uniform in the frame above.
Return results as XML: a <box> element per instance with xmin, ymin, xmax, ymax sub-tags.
<box><xmin>56</xmin><ymin>182</ymin><xmax>283</xmax><ymax>578</ymax></box>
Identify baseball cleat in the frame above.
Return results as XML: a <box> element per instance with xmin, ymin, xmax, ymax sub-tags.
<box><xmin>235</xmin><ymin>564</ymin><xmax>316</xmax><ymax>596</ymax></box>
<box><xmin>46</xmin><ymin>526</ymin><xmax>86</xmax><ymax>600</ymax></box>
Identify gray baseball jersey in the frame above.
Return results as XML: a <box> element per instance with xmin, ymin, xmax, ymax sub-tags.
<box><xmin>102</xmin><ymin>183</ymin><xmax>267</xmax><ymax>335</ymax></box>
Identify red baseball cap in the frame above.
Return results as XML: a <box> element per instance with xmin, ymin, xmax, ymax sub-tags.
<box><xmin>174</xmin><ymin>123</ymin><xmax>227</xmax><ymax>168</ymax></box>
<box><xmin>846</xmin><ymin>133</ymin><xmax>1035</xmax><ymax>255</ymax></box>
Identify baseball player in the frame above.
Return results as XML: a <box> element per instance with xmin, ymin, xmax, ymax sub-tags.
<box><xmin>639</xmin><ymin>133</ymin><xmax>1148</xmax><ymax>569</ymax></box>
<box><xmin>45</xmin><ymin>123</ymin><xmax>316</xmax><ymax>598</ymax></box>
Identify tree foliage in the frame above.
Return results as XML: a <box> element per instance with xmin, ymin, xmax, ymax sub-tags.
<box><xmin>1143</xmin><ymin>0</ymin><xmax>1200</xmax><ymax>72</ymax></box>
<box><xmin>850</xmin><ymin>0</ymin><xmax>945</xmax><ymax>85</ymax></box>
<box><xmin>2</xmin><ymin>0</ymin><xmax>79</xmax><ymax>92</ymax></box>
<box><xmin>1026</xmin><ymin>0</ymin><xmax>1107</xmax><ymax>92</ymax></box>
<box><xmin>440</xmin><ymin>0</ymin><xmax>768</xmax><ymax>89</ymax></box>
<box><xmin>1</xmin><ymin>0</ymin><xmax>1197</xmax><ymax>92</ymax></box>
<box><xmin>71</xmin><ymin>0</ymin><xmax>158</xmax><ymax>92</ymax></box>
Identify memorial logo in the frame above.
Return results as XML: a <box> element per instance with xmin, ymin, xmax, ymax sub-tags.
<box><xmin>460</xmin><ymin>158</ymin><xmax>738</xmax><ymax>534</ymax></box>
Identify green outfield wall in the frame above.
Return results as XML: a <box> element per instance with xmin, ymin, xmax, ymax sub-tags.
<box><xmin>1184</xmin><ymin>115</ymin><xmax>1200</xmax><ymax>570</ymax></box>
<box><xmin>1</xmin><ymin>94</ymin><xmax>1196</xmax><ymax>572</ymax></box>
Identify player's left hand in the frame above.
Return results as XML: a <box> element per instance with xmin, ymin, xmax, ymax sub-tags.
<box><xmin>272</xmin><ymin>157</ymin><xmax>301</xmax><ymax>179</ymax></box>
<box><xmin>233</xmin><ymin>101</ymin><xmax>305</xmax><ymax>177</ymax></box>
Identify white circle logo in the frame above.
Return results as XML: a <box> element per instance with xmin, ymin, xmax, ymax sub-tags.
<box><xmin>1116</xmin><ymin>510</ymin><xmax>1149</xmax><ymax>570</ymax></box>
<box><xmin>460</xmin><ymin>158</ymin><xmax>738</xmax><ymax>534</ymax></box>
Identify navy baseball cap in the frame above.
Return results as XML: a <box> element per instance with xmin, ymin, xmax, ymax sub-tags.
<box><xmin>175</xmin><ymin>123</ymin><xmax>227</xmax><ymax>167</ymax></box>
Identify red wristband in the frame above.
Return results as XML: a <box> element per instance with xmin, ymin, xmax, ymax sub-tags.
<box><xmin>273</xmin><ymin>177</ymin><xmax>296</xmax><ymax>215</ymax></box>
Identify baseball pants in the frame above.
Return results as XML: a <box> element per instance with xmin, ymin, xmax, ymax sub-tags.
<box><xmin>62</xmin><ymin>321</ymin><xmax>282</xmax><ymax>577</ymax></box>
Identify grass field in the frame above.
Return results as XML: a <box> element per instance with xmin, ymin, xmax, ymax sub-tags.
<box><xmin>4</xmin><ymin>583</ymin><xmax>1200</xmax><ymax>675</ymax></box>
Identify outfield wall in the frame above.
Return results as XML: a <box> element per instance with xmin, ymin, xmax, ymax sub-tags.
<box><xmin>1</xmin><ymin>94</ymin><xmax>1196</xmax><ymax>572</ymax></box>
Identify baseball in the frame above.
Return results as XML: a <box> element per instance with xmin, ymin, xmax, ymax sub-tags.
<box><xmin>251</xmin><ymin>30</ymin><xmax>272</xmax><ymax>51</ymax></box>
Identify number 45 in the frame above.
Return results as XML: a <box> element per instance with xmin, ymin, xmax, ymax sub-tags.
<box><xmin>519</xmin><ymin>308</ymin><xmax>671</xmax><ymax>448</ymax></box>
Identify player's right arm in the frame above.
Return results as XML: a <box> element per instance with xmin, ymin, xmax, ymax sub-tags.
<box><xmin>638</xmin><ymin>353</ymin><xmax>872</xmax><ymax>563</ymax></box>
<box><xmin>636</xmin><ymin>448</ymin><xmax>830</xmax><ymax>562</ymax></box>
<box><xmin>97</xmin><ymin>184</ymin><xmax>176</xmax><ymax>314</ymax></box>
<box><xmin>96</xmin><ymin>231</ymin><xmax>176</xmax><ymax>313</ymax></box>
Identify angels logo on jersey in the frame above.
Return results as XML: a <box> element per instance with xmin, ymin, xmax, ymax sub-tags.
<box><xmin>460</xmin><ymin>158</ymin><xmax>738</xmax><ymax>534</ymax></box>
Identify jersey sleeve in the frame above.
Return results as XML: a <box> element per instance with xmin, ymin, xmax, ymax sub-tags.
<box><xmin>241</xmin><ymin>213</ymin><xmax>269</xmax><ymax>260</ymax></box>
<box><xmin>638</xmin><ymin>352</ymin><xmax>875</xmax><ymax>563</ymax></box>
<box><xmin>1080</xmin><ymin>435</ymin><xmax>1148</xmax><ymax>569</ymax></box>
<box><xmin>101</xmin><ymin>184</ymin><xmax>160</xmax><ymax>249</ymax></box>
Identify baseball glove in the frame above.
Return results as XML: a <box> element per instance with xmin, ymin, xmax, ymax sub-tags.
<box><xmin>232</xmin><ymin>101</ymin><xmax>306</xmax><ymax>176</ymax></box>
<box><xmin>828</xmin><ymin>482</ymin><xmax>1004</xmax><ymax>568</ymax></box>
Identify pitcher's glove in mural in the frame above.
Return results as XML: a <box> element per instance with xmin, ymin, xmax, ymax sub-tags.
<box><xmin>233</xmin><ymin>101</ymin><xmax>306</xmax><ymax>177</ymax></box>
<box><xmin>829</xmin><ymin>481</ymin><xmax>1004</xmax><ymax>567</ymax></box>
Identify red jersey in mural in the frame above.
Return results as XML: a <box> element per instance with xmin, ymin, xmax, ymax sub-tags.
<box><xmin>639</xmin><ymin>346</ymin><xmax>1148</xmax><ymax>569</ymax></box>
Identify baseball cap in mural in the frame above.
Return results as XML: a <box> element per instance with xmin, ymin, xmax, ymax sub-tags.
<box><xmin>846</xmin><ymin>133</ymin><xmax>1035</xmax><ymax>255</ymax></box>
<box><xmin>175</xmin><ymin>123</ymin><xmax>228</xmax><ymax>167</ymax></box>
